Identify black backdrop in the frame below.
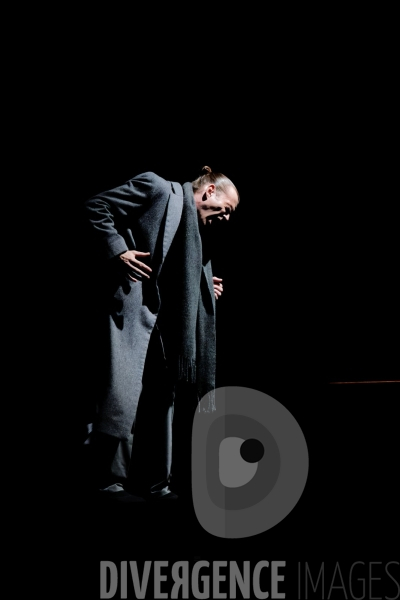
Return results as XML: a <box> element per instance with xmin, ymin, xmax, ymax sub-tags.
<box><xmin>62</xmin><ymin>108</ymin><xmax>398</xmax><ymax>388</ymax></box>
<box><xmin>39</xmin><ymin>82</ymin><xmax>399</xmax><ymax>599</ymax></box>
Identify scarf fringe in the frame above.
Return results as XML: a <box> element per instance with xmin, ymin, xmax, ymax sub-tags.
<box><xmin>177</xmin><ymin>355</ymin><xmax>197</xmax><ymax>384</ymax></box>
<box><xmin>176</xmin><ymin>355</ymin><xmax>216</xmax><ymax>413</ymax></box>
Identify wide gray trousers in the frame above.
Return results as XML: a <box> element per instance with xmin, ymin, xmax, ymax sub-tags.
<box><xmin>89</xmin><ymin>324</ymin><xmax>175</xmax><ymax>497</ymax></box>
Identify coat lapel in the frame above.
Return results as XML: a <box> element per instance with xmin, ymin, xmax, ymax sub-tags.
<box><xmin>157</xmin><ymin>181</ymin><xmax>183</xmax><ymax>278</ymax></box>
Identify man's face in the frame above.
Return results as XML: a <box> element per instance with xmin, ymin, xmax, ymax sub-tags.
<box><xmin>194</xmin><ymin>184</ymin><xmax>239</xmax><ymax>228</ymax></box>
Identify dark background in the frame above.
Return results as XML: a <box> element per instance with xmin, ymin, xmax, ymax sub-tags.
<box><xmin>62</xmin><ymin>99</ymin><xmax>398</xmax><ymax>387</ymax></box>
<box><xmin>36</xmin><ymin>58</ymin><xmax>398</xmax><ymax>599</ymax></box>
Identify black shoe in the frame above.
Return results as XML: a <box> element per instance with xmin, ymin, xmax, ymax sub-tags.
<box><xmin>98</xmin><ymin>483</ymin><xmax>146</xmax><ymax>503</ymax></box>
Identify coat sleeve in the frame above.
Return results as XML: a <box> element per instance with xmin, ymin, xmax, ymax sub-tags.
<box><xmin>83</xmin><ymin>172</ymin><xmax>159</xmax><ymax>261</ymax></box>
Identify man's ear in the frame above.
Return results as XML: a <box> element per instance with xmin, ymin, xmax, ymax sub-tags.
<box><xmin>202</xmin><ymin>183</ymin><xmax>215</xmax><ymax>201</ymax></box>
<box><xmin>205</xmin><ymin>184</ymin><xmax>216</xmax><ymax>198</ymax></box>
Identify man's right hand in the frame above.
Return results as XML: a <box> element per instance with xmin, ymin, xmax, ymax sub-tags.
<box><xmin>119</xmin><ymin>250</ymin><xmax>152</xmax><ymax>282</ymax></box>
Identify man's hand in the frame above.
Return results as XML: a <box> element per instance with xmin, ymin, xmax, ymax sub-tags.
<box><xmin>119</xmin><ymin>250</ymin><xmax>152</xmax><ymax>282</ymax></box>
<box><xmin>213</xmin><ymin>276</ymin><xmax>223</xmax><ymax>300</ymax></box>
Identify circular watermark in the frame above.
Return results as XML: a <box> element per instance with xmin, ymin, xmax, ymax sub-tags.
<box><xmin>192</xmin><ymin>386</ymin><xmax>309</xmax><ymax>539</ymax></box>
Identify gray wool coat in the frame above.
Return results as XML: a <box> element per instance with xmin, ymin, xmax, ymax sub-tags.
<box><xmin>83</xmin><ymin>172</ymin><xmax>215</xmax><ymax>441</ymax></box>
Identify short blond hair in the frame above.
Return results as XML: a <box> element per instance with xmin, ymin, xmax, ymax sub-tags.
<box><xmin>192</xmin><ymin>166</ymin><xmax>240</xmax><ymax>202</ymax></box>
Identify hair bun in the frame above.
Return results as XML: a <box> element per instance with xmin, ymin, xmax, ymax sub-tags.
<box><xmin>201</xmin><ymin>165</ymin><xmax>212</xmax><ymax>174</ymax></box>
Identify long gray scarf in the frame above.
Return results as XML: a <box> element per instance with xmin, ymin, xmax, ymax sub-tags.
<box><xmin>157</xmin><ymin>182</ymin><xmax>216</xmax><ymax>411</ymax></box>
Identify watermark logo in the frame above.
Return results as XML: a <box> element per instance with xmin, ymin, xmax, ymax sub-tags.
<box><xmin>192</xmin><ymin>386</ymin><xmax>309</xmax><ymax>538</ymax></box>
